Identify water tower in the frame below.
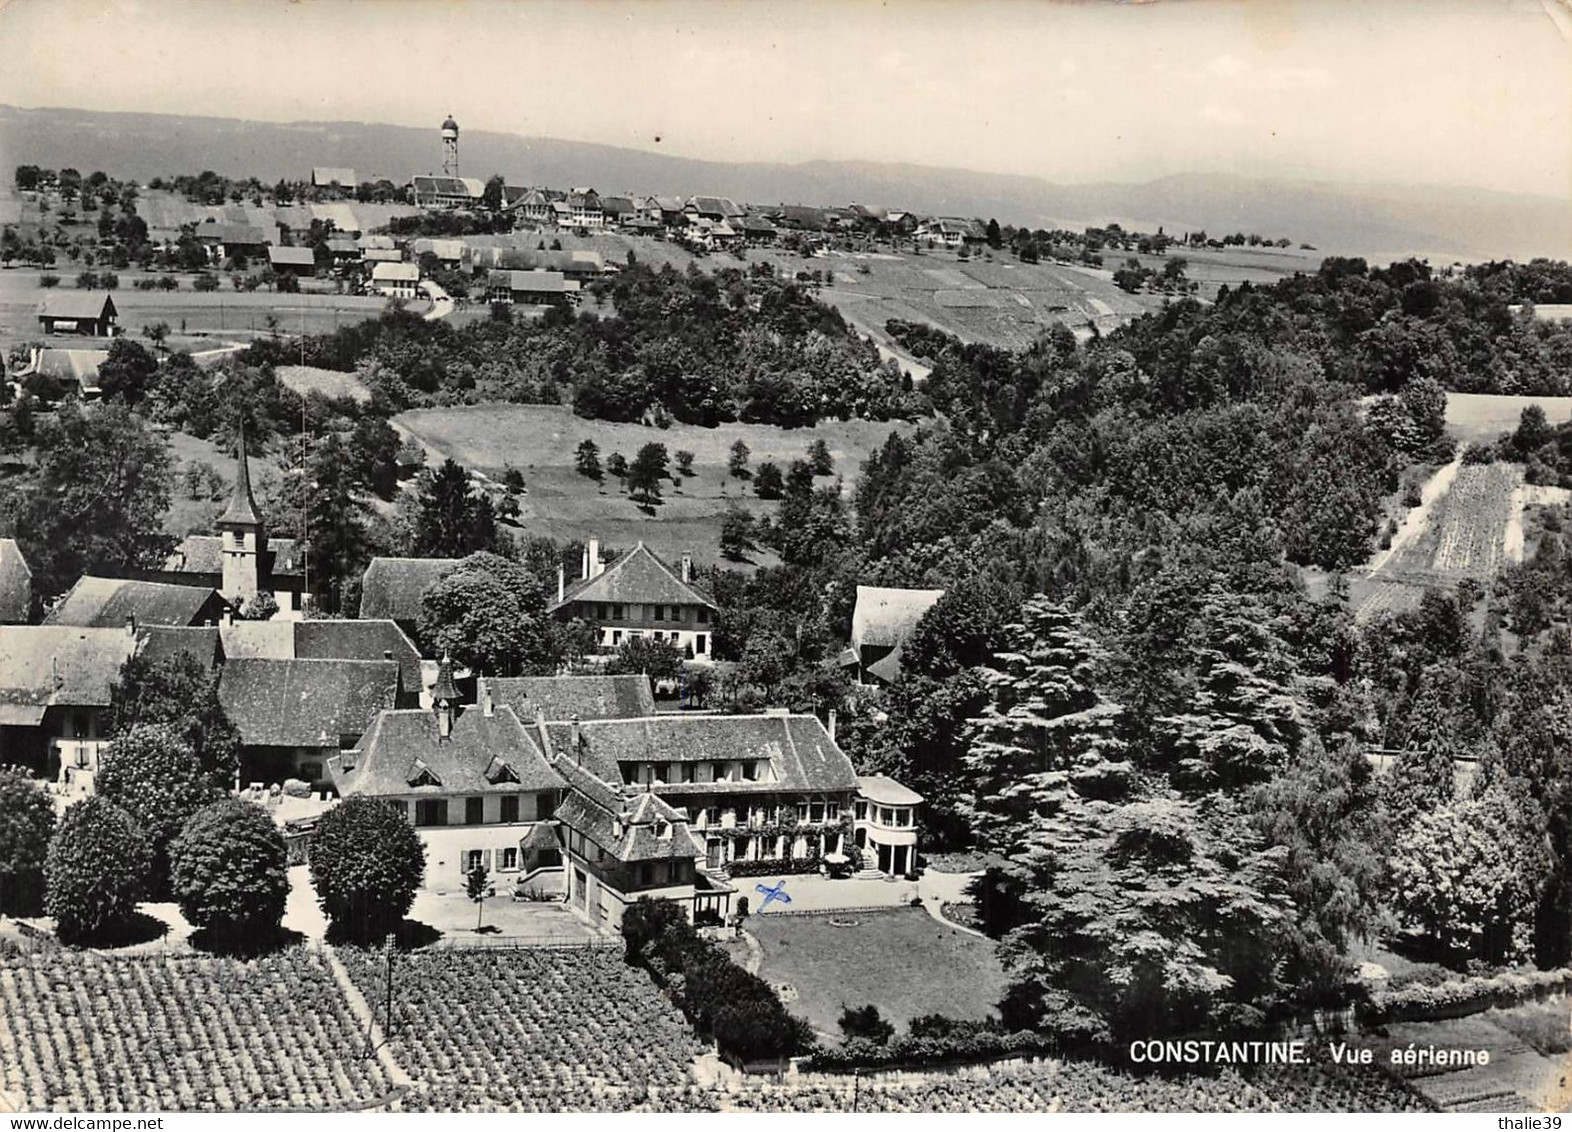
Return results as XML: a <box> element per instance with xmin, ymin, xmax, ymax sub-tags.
<box><xmin>441</xmin><ymin>114</ymin><xmax>460</xmax><ymax>178</ymax></box>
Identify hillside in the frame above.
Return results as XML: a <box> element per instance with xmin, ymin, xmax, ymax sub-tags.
<box><xmin>4</xmin><ymin>104</ymin><xmax>1569</xmax><ymax>261</ymax></box>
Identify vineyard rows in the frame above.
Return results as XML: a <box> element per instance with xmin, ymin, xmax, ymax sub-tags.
<box><xmin>0</xmin><ymin>946</ymin><xmax>1446</xmax><ymax>1113</ymax></box>
<box><xmin>0</xmin><ymin>948</ymin><xmax>394</xmax><ymax>1112</ymax></box>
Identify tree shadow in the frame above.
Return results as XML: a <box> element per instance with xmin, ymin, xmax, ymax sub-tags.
<box><xmin>189</xmin><ymin>924</ymin><xmax>305</xmax><ymax>958</ymax></box>
<box><xmin>65</xmin><ymin>910</ymin><xmax>169</xmax><ymax>950</ymax></box>
<box><xmin>324</xmin><ymin>916</ymin><xmax>443</xmax><ymax>950</ymax></box>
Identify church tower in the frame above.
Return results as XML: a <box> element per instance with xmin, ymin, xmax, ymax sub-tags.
<box><xmin>216</xmin><ymin>421</ymin><xmax>267</xmax><ymax>606</ymax></box>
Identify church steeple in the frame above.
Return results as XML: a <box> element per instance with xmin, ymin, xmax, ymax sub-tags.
<box><xmin>218</xmin><ymin>418</ymin><xmax>263</xmax><ymax>529</ymax></box>
<box><xmin>216</xmin><ymin>418</ymin><xmax>267</xmax><ymax>606</ymax></box>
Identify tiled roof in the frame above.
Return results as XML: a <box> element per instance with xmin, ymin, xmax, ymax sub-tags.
<box><xmin>38</xmin><ymin>292</ymin><xmax>116</xmax><ymax>321</ymax></box>
<box><xmin>359</xmin><ymin>234</ymin><xmax>397</xmax><ymax>251</ymax></box>
<box><xmin>163</xmin><ymin>534</ymin><xmax>309</xmax><ymax>578</ymax></box>
<box><xmin>312</xmin><ymin>167</ymin><xmax>358</xmax><ymax>187</ymax></box>
<box><xmin>362</xmin><ymin>248</ymin><xmax>404</xmax><ymax>263</ymax></box>
<box><xmin>481</xmin><ymin>674</ymin><xmax>654</xmax><ymax>723</ymax></box>
<box><xmin>410</xmin><ymin>176</ymin><xmax>476</xmax><ymax>197</ymax></box>
<box><xmin>552</xmin><ymin>756</ymin><xmax>701</xmax><ymax>864</ymax></box>
<box><xmin>18</xmin><ymin>348</ymin><xmax>108</xmax><ymax>392</ymax></box>
<box><xmin>218</xmin><ymin>658</ymin><xmax>398</xmax><ymax>748</ymax></box>
<box><xmin>552</xmin><ymin>542</ymin><xmax>713</xmax><ymax>612</ymax></box>
<box><xmin>0</xmin><ymin>625</ymin><xmax>138</xmax><ymax>709</ymax></box>
<box><xmin>218</xmin><ymin>618</ymin><xmax>424</xmax><ymax>693</ymax></box>
<box><xmin>372</xmin><ymin>262</ymin><xmax>419</xmax><ymax>282</ymax></box>
<box><xmin>851</xmin><ymin>585</ymin><xmax>945</xmax><ymax>648</ymax></box>
<box><xmin>410</xmin><ymin>238</ymin><xmax>466</xmax><ymax>262</ymax></box>
<box><xmin>267</xmin><ymin>246</ymin><xmax>316</xmax><ymax>267</ymax></box>
<box><xmin>295</xmin><ymin>620</ymin><xmax>424</xmax><ymax>693</ymax></box>
<box><xmin>217</xmin><ymin>620</ymin><xmax>294</xmax><ymax>660</ymax></box>
<box><xmin>44</xmin><ymin>576</ymin><xmax>228</xmax><ymax>629</ymax></box>
<box><xmin>329</xmin><ymin>704</ymin><xmax>560</xmax><ymax>797</ymax></box>
<box><xmin>135</xmin><ymin>626</ymin><xmax>222</xmax><ymax>670</ymax></box>
<box><xmin>688</xmin><ymin>196</ymin><xmax>742</xmax><ymax>218</ymax></box>
<box><xmin>326</xmin><ymin>237</ymin><xmax>360</xmax><ymax>254</ymax></box>
<box><xmin>567</xmin><ymin>714</ymin><xmax>860</xmax><ymax>794</ymax></box>
<box><xmin>488</xmin><ymin>269</ymin><xmax>569</xmax><ymax>294</ymax></box>
<box><xmin>0</xmin><ymin>539</ymin><xmax>32</xmax><ymax>623</ymax></box>
<box><xmin>194</xmin><ymin>223</ymin><xmax>268</xmax><ymax>246</ymax></box>
<box><xmin>359</xmin><ymin>557</ymin><xmax>461</xmax><ymax>622</ymax></box>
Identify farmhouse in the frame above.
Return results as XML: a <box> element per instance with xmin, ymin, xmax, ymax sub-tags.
<box><xmin>0</xmin><ymin>624</ymin><xmax>138</xmax><ymax>786</ymax></box>
<box><xmin>326</xmin><ymin>236</ymin><xmax>362</xmax><ymax>265</ymax></box>
<box><xmin>411</xmin><ymin>175</ymin><xmax>485</xmax><ymax>210</ymax></box>
<box><xmin>0</xmin><ymin>540</ymin><xmax>32</xmax><ymax>623</ymax></box>
<box><xmin>503</xmin><ymin>186</ymin><xmax>555</xmax><ymax>225</ymax></box>
<box><xmin>43</xmin><ymin>577</ymin><xmax>231</xmax><ymax>630</ymax></box>
<box><xmin>371</xmin><ymin>261</ymin><xmax>420</xmax><ymax>298</ymax></box>
<box><xmin>564</xmin><ymin>188</ymin><xmax>603</xmax><ymax>229</ymax></box>
<box><xmin>549</xmin><ymin>539</ymin><xmax>716</xmax><ymax>662</ymax></box>
<box><xmin>36</xmin><ymin>292</ymin><xmax>117</xmax><ymax>337</ymax></box>
<box><xmin>410</xmin><ymin>238</ymin><xmax>466</xmax><ymax>266</ymax></box>
<box><xmin>849</xmin><ymin>584</ymin><xmax>944</xmax><ymax>685</ymax></box>
<box><xmin>11</xmin><ymin>347</ymin><xmax>109</xmax><ymax>398</ymax></box>
<box><xmin>194</xmin><ymin>223</ymin><xmax>270</xmax><ymax>262</ymax></box>
<box><xmin>266</xmin><ymin>245</ymin><xmax>317</xmax><ymax>277</ymax></box>
<box><xmin>485</xmin><ymin>269</ymin><xmax>573</xmax><ymax>305</ymax></box>
<box><xmin>327</xmin><ymin>662</ymin><xmax>564</xmax><ymax>887</ymax></box>
<box><xmin>311</xmin><ymin>166</ymin><xmax>357</xmax><ymax>190</ymax></box>
<box><xmin>220</xmin><ymin>657</ymin><xmax>401</xmax><ymax>788</ymax></box>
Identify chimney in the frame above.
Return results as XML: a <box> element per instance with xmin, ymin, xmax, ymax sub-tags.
<box><xmin>580</xmin><ymin>544</ymin><xmax>590</xmax><ymax>581</ymax></box>
<box><xmin>383</xmin><ymin>650</ymin><xmax>393</xmax><ymax>661</ymax></box>
<box><xmin>588</xmin><ymin>538</ymin><xmax>602</xmax><ymax>579</ymax></box>
<box><xmin>827</xmin><ymin>709</ymin><xmax>837</xmax><ymax>743</ymax></box>
<box><xmin>557</xmin><ymin>563</ymin><xmax>565</xmax><ymax>604</ymax></box>
<box><xmin>124</xmin><ymin>614</ymin><xmax>137</xmax><ymax>637</ymax></box>
<box><xmin>570</xmin><ymin>712</ymin><xmax>581</xmax><ymax>758</ymax></box>
<box><xmin>220</xmin><ymin>609</ymin><xmax>233</xmax><ymax>627</ymax></box>
<box><xmin>481</xmin><ymin>679</ymin><xmax>494</xmax><ymax>717</ymax></box>
<box><xmin>680</xmin><ymin>554</ymin><xmax>692</xmax><ymax>584</ymax></box>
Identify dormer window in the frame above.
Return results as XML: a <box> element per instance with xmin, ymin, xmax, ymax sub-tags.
<box><xmin>655</xmin><ymin>819</ymin><xmax>670</xmax><ymax>839</ymax></box>
<box><xmin>483</xmin><ymin>756</ymin><xmax>519</xmax><ymax>785</ymax></box>
<box><xmin>406</xmin><ymin>759</ymin><xmax>442</xmax><ymax>788</ymax></box>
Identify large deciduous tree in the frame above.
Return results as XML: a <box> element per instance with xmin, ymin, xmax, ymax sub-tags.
<box><xmin>96</xmin><ymin>723</ymin><xmax>227</xmax><ymax>896</ymax></box>
<box><xmin>168</xmin><ymin>799</ymin><xmax>289</xmax><ymax>944</ymax></box>
<box><xmin>309</xmin><ymin>797</ymin><xmax>425</xmax><ymax>942</ymax></box>
<box><xmin>0</xmin><ymin>767</ymin><xmax>56</xmax><ymax>916</ymax></box>
<box><xmin>11</xmin><ymin>401</ymin><xmax>173</xmax><ymax>599</ymax></box>
<box><xmin>417</xmin><ymin>551</ymin><xmax>557</xmax><ymax>675</ymax></box>
<box><xmin>45</xmin><ymin>796</ymin><xmax>151</xmax><ymax>943</ymax></box>
<box><xmin>108</xmin><ymin>652</ymin><xmax>241</xmax><ymax>786</ymax></box>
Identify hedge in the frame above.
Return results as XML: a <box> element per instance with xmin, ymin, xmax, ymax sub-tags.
<box><xmin>1359</xmin><ymin>967</ymin><xmax>1572</xmax><ymax>1024</ymax></box>
<box><xmin>727</xmin><ymin>855</ymin><xmax>821</xmax><ymax>878</ymax></box>
<box><xmin>805</xmin><ymin>1018</ymin><xmax>1055</xmax><ymax>1072</ymax></box>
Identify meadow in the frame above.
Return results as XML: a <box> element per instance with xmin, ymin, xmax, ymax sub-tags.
<box><xmin>393</xmin><ymin>403</ymin><xmax>917</xmax><ymax>566</ymax></box>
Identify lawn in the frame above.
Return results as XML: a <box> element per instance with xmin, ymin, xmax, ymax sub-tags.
<box><xmin>746</xmin><ymin>907</ymin><xmax>1006</xmax><ymax>1038</ymax></box>
<box><xmin>394</xmin><ymin>403</ymin><xmax>917</xmax><ymax>568</ymax></box>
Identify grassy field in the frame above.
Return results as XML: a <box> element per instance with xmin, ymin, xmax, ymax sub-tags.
<box><xmin>746</xmin><ymin>907</ymin><xmax>1007</xmax><ymax>1037</ymax></box>
<box><xmin>1445</xmin><ymin>392</ymin><xmax>1572</xmax><ymax>445</ymax></box>
<box><xmin>0</xmin><ymin>267</ymin><xmax>421</xmax><ymax>354</ymax></box>
<box><xmin>393</xmin><ymin>404</ymin><xmax>916</xmax><ymax>567</ymax></box>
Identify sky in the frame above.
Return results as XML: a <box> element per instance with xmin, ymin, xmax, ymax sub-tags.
<box><xmin>1</xmin><ymin>0</ymin><xmax>1569</xmax><ymax>199</ymax></box>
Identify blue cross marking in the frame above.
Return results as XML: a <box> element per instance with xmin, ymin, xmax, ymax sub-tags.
<box><xmin>755</xmin><ymin>880</ymin><xmax>792</xmax><ymax>910</ymax></box>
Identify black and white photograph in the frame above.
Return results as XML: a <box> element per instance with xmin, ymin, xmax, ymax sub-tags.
<box><xmin>0</xmin><ymin>0</ymin><xmax>1570</xmax><ymax>1118</ymax></box>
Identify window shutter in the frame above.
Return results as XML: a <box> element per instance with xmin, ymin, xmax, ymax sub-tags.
<box><xmin>482</xmin><ymin>849</ymin><xmax>493</xmax><ymax>871</ymax></box>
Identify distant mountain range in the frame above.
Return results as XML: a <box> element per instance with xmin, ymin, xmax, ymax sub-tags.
<box><xmin>3</xmin><ymin>104</ymin><xmax>1569</xmax><ymax>262</ymax></box>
